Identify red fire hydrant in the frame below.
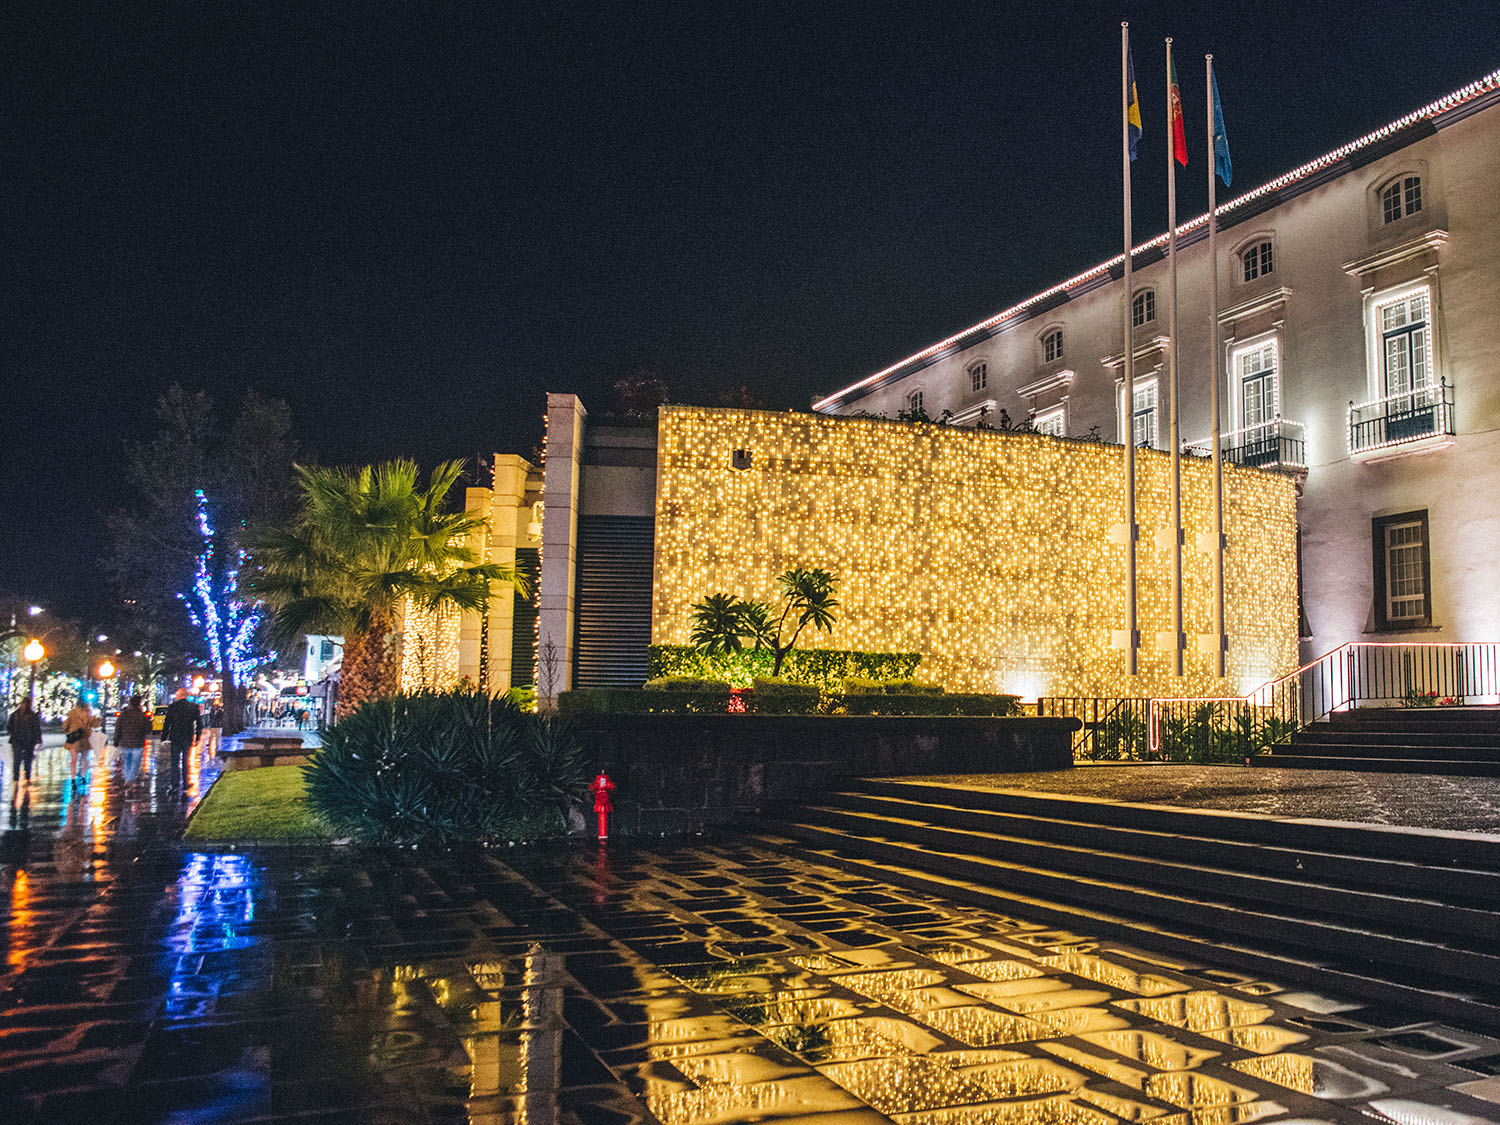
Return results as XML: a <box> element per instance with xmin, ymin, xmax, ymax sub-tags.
<box><xmin>589</xmin><ymin>772</ymin><xmax>616</xmax><ymax>840</ymax></box>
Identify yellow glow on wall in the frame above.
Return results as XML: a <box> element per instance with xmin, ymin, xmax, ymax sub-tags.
<box><xmin>397</xmin><ymin>599</ymin><xmax>463</xmax><ymax>693</ymax></box>
<box><xmin>652</xmin><ymin>407</ymin><xmax>1299</xmax><ymax>698</ymax></box>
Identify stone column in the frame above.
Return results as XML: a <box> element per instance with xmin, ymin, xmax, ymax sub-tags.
<box><xmin>537</xmin><ymin>394</ymin><xmax>587</xmax><ymax>708</ymax></box>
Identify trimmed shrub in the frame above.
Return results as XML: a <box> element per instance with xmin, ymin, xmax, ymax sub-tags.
<box><xmin>558</xmin><ymin>686</ymin><xmax>731</xmax><ymax>714</ymax></box>
<box><xmin>841</xmin><ymin>692</ymin><xmax>1022</xmax><ymax>717</ymax></box>
<box><xmin>843</xmin><ymin>677</ymin><xmax>943</xmax><ymax>695</ymax></box>
<box><xmin>644</xmin><ymin>676</ymin><xmax>731</xmax><ymax>692</ymax></box>
<box><xmin>648</xmin><ymin>645</ymin><xmax>920</xmax><ymax>690</ymax></box>
<box><xmin>749</xmin><ymin>678</ymin><xmax>820</xmax><ymax>715</ymax></box>
<box><xmin>304</xmin><ymin>689</ymin><xmax>588</xmax><ymax>845</ymax></box>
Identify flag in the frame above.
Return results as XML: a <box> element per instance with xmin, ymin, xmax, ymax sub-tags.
<box><xmin>1127</xmin><ymin>48</ymin><xmax>1142</xmax><ymax>161</ymax></box>
<box><xmin>1211</xmin><ymin>70</ymin><xmax>1232</xmax><ymax>185</ymax></box>
<box><xmin>1169</xmin><ymin>54</ymin><xmax>1187</xmax><ymax>166</ymax></box>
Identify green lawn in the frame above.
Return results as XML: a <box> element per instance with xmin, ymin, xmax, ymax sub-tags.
<box><xmin>183</xmin><ymin>765</ymin><xmax>334</xmax><ymax>843</ymax></box>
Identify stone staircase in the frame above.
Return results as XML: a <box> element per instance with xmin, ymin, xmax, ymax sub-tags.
<box><xmin>1253</xmin><ymin>705</ymin><xmax>1500</xmax><ymax>775</ymax></box>
<box><xmin>759</xmin><ymin>778</ymin><xmax>1500</xmax><ymax>1029</ymax></box>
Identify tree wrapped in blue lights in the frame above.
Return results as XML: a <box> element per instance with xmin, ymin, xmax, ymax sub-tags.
<box><xmin>179</xmin><ymin>490</ymin><xmax>275</xmax><ymax>692</ymax></box>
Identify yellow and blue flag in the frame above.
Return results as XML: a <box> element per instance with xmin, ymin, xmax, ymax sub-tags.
<box><xmin>1127</xmin><ymin>48</ymin><xmax>1142</xmax><ymax>161</ymax></box>
<box><xmin>1211</xmin><ymin>70</ymin><xmax>1232</xmax><ymax>184</ymax></box>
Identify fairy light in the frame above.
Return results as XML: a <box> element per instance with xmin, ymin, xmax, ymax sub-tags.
<box><xmin>653</xmin><ymin>407</ymin><xmax>1298</xmax><ymax>698</ymax></box>
<box><xmin>178</xmin><ymin>489</ymin><xmax>273</xmax><ymax>683</ymax></box>
<box><xmin>814</xmin><ymin>68</ymin><xmax>1500</xmax><ymax>413</ymax></box>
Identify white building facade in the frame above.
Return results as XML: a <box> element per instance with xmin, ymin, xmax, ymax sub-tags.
<box><xmin>814</xmin><ymin>71</ymin><xmax>1500</xmax><ymax>665</ymax></box>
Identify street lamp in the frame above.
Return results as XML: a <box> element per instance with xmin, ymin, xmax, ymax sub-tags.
<box><xmin>23</xmin><ymin>638</ymin><xmax>44</xmax><ymax>705</ymax></box>
<box><xmin>98</xmin><ymin>659</ymin><xmax>116</xmax><ymax>716</ymax></box>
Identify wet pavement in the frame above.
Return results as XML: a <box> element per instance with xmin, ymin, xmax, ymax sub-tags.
<box><xmin>912</xmin><ymin>766</ymin><xmax>1500</xmax><ymax>834</ymax></box>
<box><xmin>4</xmin><ymin>742</ymin><xmax>1500</xmax><ymax>1122</ymax></box>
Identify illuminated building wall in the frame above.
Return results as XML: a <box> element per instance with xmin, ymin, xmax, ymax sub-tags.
<box><xmin>653</xmin><ymin>406</ymin><xmax>1299</xmax><ymax>698</ymax></box>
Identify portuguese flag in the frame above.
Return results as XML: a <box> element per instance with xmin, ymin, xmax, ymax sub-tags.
<box><xmin>1169</xmin><ymin>55</ymin><xmax>1188</xmax><ymax>166</ymax></box>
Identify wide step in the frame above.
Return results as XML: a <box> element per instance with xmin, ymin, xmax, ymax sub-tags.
<box><xmin>761</xmin><ymin>778</ymin><xmax>1500</xmax><ymax>1030</ymax></box>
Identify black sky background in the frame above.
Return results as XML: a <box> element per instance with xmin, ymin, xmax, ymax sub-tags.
<box><xmin>4</xmin><ymin>1</ymin><xmax>1498</xmax><ymax>622</ymax></box>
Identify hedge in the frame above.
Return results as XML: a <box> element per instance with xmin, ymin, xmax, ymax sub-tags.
<box><xmin>647</xmin><ymin>645</ymin><xmax>921</xmax><ymax>690</ymax></box>
<box><xmin>558</xmin><ymin>686</ymin><xmax>1021</xmax><ymax>717</ymax></box>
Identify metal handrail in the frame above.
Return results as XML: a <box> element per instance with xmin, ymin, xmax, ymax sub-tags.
<box><xmin>1147</xmin><ymin>641</ymin><xmax>1500</xmax><ymax>759</ymax></box>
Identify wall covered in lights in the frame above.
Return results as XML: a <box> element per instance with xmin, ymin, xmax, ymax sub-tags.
<box><xmin>653</xmin><ymin>406</ymin><xmax>1299</xmax><ymax>699</ymax></box>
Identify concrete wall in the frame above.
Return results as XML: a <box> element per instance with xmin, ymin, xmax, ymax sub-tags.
<box><xmin>572</xmin><ymin>714</ymin><xmax>1079</xmax><ymax>834</ymax></box>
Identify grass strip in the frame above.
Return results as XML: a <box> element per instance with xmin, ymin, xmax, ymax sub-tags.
<box><xmin>184</xmin><ymin>765</ymin><xmax>333</xmax><ymax>842</ymax></box>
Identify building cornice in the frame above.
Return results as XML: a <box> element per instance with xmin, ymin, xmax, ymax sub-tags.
<box><xmin>1017</xmin><ymin>369</ymin><xmax>1077</xmax><ymax>399</ymax></box>
<box><xmin>1218</xmin><ymin>286</ymin><xmax>1295</xmax><ymax>326</ymax></box>
<box><xmin>1342</xmin><ymin>229</ymin><xmax>1450</xmax><ymax>277</ymax></box>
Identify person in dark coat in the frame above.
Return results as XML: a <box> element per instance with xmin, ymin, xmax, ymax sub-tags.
<box><xmin>7</xmin><ymin>697</ymin><xmax>42</xmax><ymax>799</ymax></box>
<box><xmin>161</xmin><ymin>688</ymin><xmax>202</xmax><ymax>792</ymax></box>
<box><xmin>113</xmin><ymin>694</ymin><xmax>152</xmax><ymax>785</ymax></box>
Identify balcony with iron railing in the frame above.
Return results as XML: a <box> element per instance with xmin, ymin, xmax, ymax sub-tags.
<box><xmin>1185</xmin><ymin>417</ymin><xmax>1306</xmax><ymax>473</ymax></box>
<box><xmin>1349</xmin><ymin>379</ymin><xmax>1454</xmax><ymax>458</ymax></box>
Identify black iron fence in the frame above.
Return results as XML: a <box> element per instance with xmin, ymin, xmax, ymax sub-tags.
<box><xmin>1043</xmin><ymin>642</ymin><xmax>1500</xmax><ymax>764</ymax></box>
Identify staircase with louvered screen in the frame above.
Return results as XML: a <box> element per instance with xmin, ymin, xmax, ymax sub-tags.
<box><xmin>572</xmin><ymin>515</ymin><xmax>654</xmax><ymax>688</ymax></box>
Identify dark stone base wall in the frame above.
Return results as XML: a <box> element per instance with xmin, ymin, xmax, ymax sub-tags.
<box><xmin>569</xmin><ymin>715</ymin><xmax>1079</xmax><ymax>835</ymax></box>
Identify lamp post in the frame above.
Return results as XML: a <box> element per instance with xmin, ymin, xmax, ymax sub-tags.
<box><xmin>23</xmin><ymin>638</ymin><xmax>44</xmax><ymax>705</ymax></box>
<box><xmin>98</xmin><ymin>659</ymin><xmax>116</xmax><ymax>718</ymax></box>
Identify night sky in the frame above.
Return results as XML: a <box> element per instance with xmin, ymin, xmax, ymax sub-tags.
<box><xmin>4</xmin><ymin>2</ymin><xmax>1498</xmax><ymax>620</ymax></box>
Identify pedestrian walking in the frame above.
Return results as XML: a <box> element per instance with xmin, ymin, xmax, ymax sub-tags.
<box><xmin>63</xmin><ymin>699</ymin><xmax>96</xmax><ymax>781</ymax></box>
<box><xmin>161</xmin><ymin>688</ymin><xmax>202</xmax><ymax>794</ymax></box>
<box><xmin>7</xmin><ymin>698</ymin><xmax>42</xmax><ymax>799</ymax></box>
<box><xmin>113</xmin><ymin>694</ymin><xmax>151</xmax><ymax>785</ymax></box>
<box><xmin>203</xmin><ymin>700</ymin><xmax>224</xmax><ymax>756</ymax></box>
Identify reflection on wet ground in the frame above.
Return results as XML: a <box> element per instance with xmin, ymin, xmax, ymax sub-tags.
<box><xmin>4</xmin><ymin>748</ymin><xmax>1500</xmax><ymax>1121</ymax></box>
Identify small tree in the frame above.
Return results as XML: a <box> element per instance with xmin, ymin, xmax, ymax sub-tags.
<box><xmin>688</xmin><ymin>567</ymin><xmax>839</xmax><ymax>677</ymax></box>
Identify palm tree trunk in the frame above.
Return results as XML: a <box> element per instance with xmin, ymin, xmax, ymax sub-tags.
<box><xmin>335</xmin><ymin>606</ymin><xmax>397</xmax><ymax>720</ymax></box>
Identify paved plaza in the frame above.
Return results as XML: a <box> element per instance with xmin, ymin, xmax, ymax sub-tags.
<box><xmin>917</xmin><ymin>765</ymin><xmax>1500</xmax><ymax>834</ymax></box>
<box><xmin>3</xmin><ymin>743</ymin><xmax>1500</xmax><ymax>1122</ymax></box>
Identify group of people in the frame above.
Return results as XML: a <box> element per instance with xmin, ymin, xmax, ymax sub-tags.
<box><xmin>6</xmin><ymin>690</ymin><xmax>225</xmax><ymax>802</ymax></box>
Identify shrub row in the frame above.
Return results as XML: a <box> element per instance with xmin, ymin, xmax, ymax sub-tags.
<box><xmin>558</xmin><ymin>686</ymin><xmax>1020</xmax><ymax>717</ymax></box>
<box><xmin>646</xmin><ymin>645</ymin><xmax>921</xmax><ymax>691</ymax></box>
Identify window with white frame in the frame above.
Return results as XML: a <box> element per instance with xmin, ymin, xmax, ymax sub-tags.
<box><xmin>1132</xmin><ymin>290</ymin><xmax>1156</xmax><ymax>328</ymax></box>
<box><xmin>1033</xmin><ymin>405</ymin><xmax>1065</xmax><ymax>437</ymax></box>
<box><xmin>1241</xmin><ymin>240</ymin><xmax>1273</xmax><ymax>282</ymax></box>
<box><xmin>1234</xmin><ymin>339</ymin><xmax>1279</xmax><ymax>434</ymax></box>
<box><xmin>1042</xmin><ymin>329</ymin><xmax>1063</xmax><ymax>363</ymax></box>
<box><xmin>905</xmin><ymin>389</ymin><xmax>924</xmax><ymax>415</ymax></box>
<box><xmin>1376</xmin><ymin>287</ymin><xmax>1432</xmax><ymax>404</ymax></box>
<box><xmin>968</xmin><ymin>361</ymin><xmax>987</xmax><ymax>392</ymax></box>
<box><xmin>1373</xmin><ymin>510</ymin><xmax>1431</xmax><ymax>629</ymax></box>
<box><xmin>1381</xmin><ymin>175</ymin><xmax>1422</xmax><ymax>224</ymax></box>
<box><xmin>1129</xmin><ymin>380</ymin><xmax>1158</xmax><ymax>448</ymax></box>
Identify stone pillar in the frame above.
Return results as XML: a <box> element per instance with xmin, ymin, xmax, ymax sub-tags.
<box><xmin>537</xmin><ymin>394</ymin><xmax>587</xmax><ymax>708</ymax></box>
<box><xmin>484</xmin><ymin>455</ymin><xmax>537</xmax><ymax>693</ymax></box>
<box><xmin>457</xmin><ymin>485</ymin><xmax>492</xmax><ymax>686</ymax></box>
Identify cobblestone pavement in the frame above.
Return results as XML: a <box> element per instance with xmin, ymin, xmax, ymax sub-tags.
<box><xmin>4</xmin><ymin>744</ymin><xmax>1500</xmax><ymax>1122</ymax></box>
<box><xmin>910</xmin><ymin>765</ymin><xmax>1500</xmax><ymax>834</ymax></box>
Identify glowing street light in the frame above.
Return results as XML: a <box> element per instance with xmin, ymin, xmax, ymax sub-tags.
<box><xmin>23</xmin><ymin>638</ymin><xmax>44</xmax><ymax>704</ymax></box>
<box><xmin>97</xmin><ymin>659</ymin><xmax>117</xmax><ymax>716</ymax></box>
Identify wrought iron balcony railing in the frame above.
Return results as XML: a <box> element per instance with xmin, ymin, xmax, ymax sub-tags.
<box><xmin>1349</xmin><ymin>379</ymin><xmax>1454</xmax><ymax>456</ymax></box>
<box><xmin>1184</xmin><ymin>417</ymin><xmax>1306</xmax><ymax>472</ymax></box>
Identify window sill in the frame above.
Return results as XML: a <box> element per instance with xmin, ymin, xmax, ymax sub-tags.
<box><xmin>1364</xmin><ymin>623</ymin><xmax>1442</xmax><ymax>635</ymax></box>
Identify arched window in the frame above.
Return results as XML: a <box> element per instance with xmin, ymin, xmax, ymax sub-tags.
<box><xmin>1132</xmin><ymin>289</ymin><xmax>1156</xmax><ymax>328</ymax></box>
<box><xmin>1241</xmin><ymin>240</ymin><xmax>1274</xmax><ymax>282</ymax></box>
<box><xmin>905</xmin><ymin>389</ymin><xmax>924</xmax><ymax>414</ymax></box>
<box><xmin>1381</xmin><ymin>175</ymin><xmax>1422</xmax><ymax>224</ymax></box>
<box><xmin>1042</xmin><ymin>329</ymin><xmax>1063</xmax><ymax>363</ymax></box>
<box><xmin>968</xmin><ymin>360</ymin><xmax>988</xmax><ymax>392</ymax></box>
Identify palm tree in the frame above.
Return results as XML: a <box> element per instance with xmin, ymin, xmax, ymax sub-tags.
<box><xmin>687</xmin><ymin>567</ymin><xmax>839</xmax><ymax>678</ymax></box>
<box><xmin>251</xmin><ymin>459</ymin><xmax>521</xmax><ymax>719</ymax></box>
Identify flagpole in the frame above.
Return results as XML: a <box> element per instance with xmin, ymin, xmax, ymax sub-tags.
<box><xmin>1207</xmin><ymin>53</ymin><xmax>1226</xmax><ymax>677</ymax></box>
<box><xmin>1165</xmin><ymin>37</ymin><xmax>1183</xmax><ymax>677</ymax></box>
<box><xmin>1121</xmin><ymin>21</ymin><xmax>1138</xmax><ymax>677</ymax></box>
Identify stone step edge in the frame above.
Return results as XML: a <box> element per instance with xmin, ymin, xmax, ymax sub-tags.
<box><xmin>768</xmin><ymin>819</ymin><xmax>1500</xmax><ymax>985</ymax></box>
<box><xmin>749</xmin><ymin>831</ymin><xmax>1500</xmax><ymax>1034</ymax></box>
<box><xmin>800</xmin><ymin>802</ymin><xmax>1500</xmax><ymax>937</ymax></box>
